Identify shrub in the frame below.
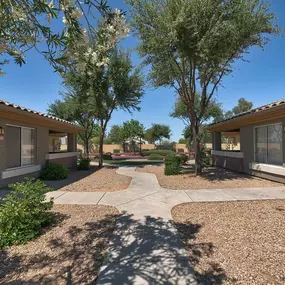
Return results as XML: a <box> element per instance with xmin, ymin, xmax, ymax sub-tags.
<box><xmin>179</xmin><ymin>153</ymin><xmax>189</xmax><ymax>164</ymax></box>
<box><xmin>113</xmin><ymin>149</ymin><xmax>120</xmax><ymax>154</ymax></box>
<box><xmin>147</xmin><ymin>154</ymin><xmax>163</xmax><ymax>161</ymax></box>
<box><xmin>142</xmin><ymin>150</ymin><xmax>175</xmax><ymax>156</ymax></box>
<box><xmin>0</xmin><ymin>178</ymin><xmax>54</xmax><ymax>248</ymax></box>
<box><xmin>164</xmin><ymin>154</ymin><xmax>181</xmax><ymax>175</ymax></box>
<box><xmin>102</xmin><ymin>154</ymin><xmax>113</xmax><ymax>160</ymax></box>
<box><xmin>200</xmin><ymin>148</ymin><xmax>211</xmax><ymax>168</ymax></box>
<box><xmin>41</xmin><ymin>163</ymin><xmax>68</xmax><ymax>180</ymax></box>
<box><xmin>78</xmin><ymin>158</ymin><xmax>91</xmax><ymax>170</ymax></box>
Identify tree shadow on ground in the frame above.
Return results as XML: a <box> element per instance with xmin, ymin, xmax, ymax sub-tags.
<box><xmin>43</xmin><ymin>166</ymin><xmax>101</xmax><ymax>190</ymax></box>
<box><xmin>0</xmin><ymin>212</ymin><xmax>227</xmax><ymax>285</ymax></box>
<box><xmin>181</xmin><ymin>165</ymin><xmax>256</xmax><ymax>182</ymax></box>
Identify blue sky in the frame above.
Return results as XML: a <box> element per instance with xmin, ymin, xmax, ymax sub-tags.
<box><xmin>1</xmin><ymin>0</ymin><xmax>285</xmax><ymax>141</ymax></box>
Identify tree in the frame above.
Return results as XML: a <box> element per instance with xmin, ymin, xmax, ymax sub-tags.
<box><xmin>171</xmin><ymin>96</ymin><xmax>223</xmax><ymax>150</ymax></box>
<box><xmin>122</xmin><ymin>119</ymin><xmax>145</xmax><ymax>153</ymax></box>
<box><xmin>107</xmin><ymin>125</ymin><xmax>124</xmax><ymax>144</ymax></box>
<box><xmin>0</xmin><ymin>1</ymin><xmax>130</xmax><ymax>75</ymax></box>
<box><xmin>72</xmin><ymin>47</ymin><xmax>144</xmax><ymax>167</ymax></box>
<box><xmin>128</xmin><ymin>0</ymin><xmax>279</xmax><ymax>174</ymax></box>
<box><xmin>224</xmin><ymin>97</ymin><xmax>253</xmax><ymax>118</ymax></box>
<box><xmin>145</xmin><ymin>124</ymin><xmax>171</xmax><ymax>145</ymax></box>
<box><xmin>48</xmin><ymin>94</ymin><xmax>98</xmax><ymax>156</ymax></box>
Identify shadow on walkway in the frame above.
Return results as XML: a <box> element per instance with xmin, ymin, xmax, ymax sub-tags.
<box><xmin>96</xmin><ymin>213</ymin><xmax>227</xmax><ymax>285</ymax></box>
<box><xmin>1</xmin><ymin>211</ymin><xmax>227</xmax><ymax>285</ymax></box>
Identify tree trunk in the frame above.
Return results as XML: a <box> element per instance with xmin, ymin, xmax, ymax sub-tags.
<box><xmin>99</xmin><ymin>132</ymin><xmax>104</xmax><ymax>168</ymax></box>
<box><xmin>193</xmin><ymin>124</ymin><xmax>202</xmax><ymax>175</ymax></box>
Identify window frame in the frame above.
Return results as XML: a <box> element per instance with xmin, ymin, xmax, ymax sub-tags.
<box><xmin>253</xmin><ymin>122</ymin><xmax>283</xmax><ymax>165</ymax></box>
<box><xmin>6</xmin><ymin>124</ymin><xmax>36</xmax><ymax>170</ymax></box>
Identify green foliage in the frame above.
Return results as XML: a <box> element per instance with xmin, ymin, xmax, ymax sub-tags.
<box><xmin>178</xmin><ymin>153</ymin><xmax>188</xmax><ymax>164</ymax></box>
<box><xmin>77</xmin><ymin>158</ymin><xmax>91</xmax><ymax>170</ymax></box>
<box><xmin>0</xmin><ymin>178</ymin><xmax>54</xmax><ymax>248</ymax></box>
<box><xmin>225</xmin><ymin>98</ymin><xmax>253</xmax><ymax>118</ymax></box>
<box><xmin>0</xmin><ymin>1</ymin><xmax>111</xmax><ymax>75</ymax></box>
<box><xmin>113</xmin><ymin>149</ymin><xmax>120</xmax><ymax>154</ymax></box>
<box><xmin>107</xmin><ymin>125</ymin><xmax>124</xmax><ymax>144</ymax></box>
<box><xmin>102</xmin><ymin>154</ymin><xmax>113</xmax><ymax>160</ymax></box>
<box><xmin>122</xmin><ymin>120</ymin><xmax>145</xmax><ymax>146</ymax></box>
<box><xmin>170</xmin><ymin>96</ymin><xmax>224</xmax><ymax>125</ymax></box>
<box><xmin>200</xmin><ymin>148</ymin><xmax>211</xmax><ymax>169</ymax></box>
<box><xmin>164</xmin><ymin>154</ymin><xmax>181</xmax><ymax>176</ymax></box>
<box><xmin>178</xmin><ymin>138</ymin><xmax>187</xmax><ymax>144</ymax></box>
<box><xmin>128</xmin><ymin>0</ymin><xmax>279</xmax><ymax>174</ymax></box>
<box><xmin>145</xmin><ymin>124</ymin><xmax>171</xmax><ymax>144</ymax></box>
<box><xmin>147</xmin><ymin>154</ymin><xmax>163</xmax><ymax>161</ymax></box>
<box><xmin>48</xmin><ymin>95</ymin><xmax>99</xmax><ymax>155</ymax></box>
<box><xmin>143</xmin><ymin>150</ymin><xmax>175</xmax><ymax>156</ymax></box>
<box><xmin>41</xmin><ymin>163</ymin><xmax>68</xmax><ymax>180</ymax></box>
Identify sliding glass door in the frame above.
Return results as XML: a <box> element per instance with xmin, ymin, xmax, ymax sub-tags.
<box><xmin>255</xmin><ymin>123</ymin><xmax>282</xmax><ymax>165</ymax></box>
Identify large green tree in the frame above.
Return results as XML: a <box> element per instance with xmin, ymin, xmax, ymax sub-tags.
<box><xmin>107</xmin><ymin>125</ymin><xmax>124</xmax><ymax>144</ymax></box>
<box><xmin>145</xmin><ymin>124</ymin><xmax>171</xmax><ymax>145</ymax></box>
<box><xmin>128</xmin><ymin>0</ymin><xmax>279</xmax><ymax>174</ymax></box>
<box><xmin>225</xmin><ymin>97</ymin><xmax>253</xmax><ymax>118</ymax></box>
<box><xmin>122</xmin><ymin>119</ymin><xmax>145</xmax><ymax>153</ymax></box>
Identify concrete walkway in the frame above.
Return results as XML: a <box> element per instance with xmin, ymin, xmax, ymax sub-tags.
<box><xmin>44</xmin><ymin>167</ymin><xmax>285</xmax><ymax>285</ymax></box>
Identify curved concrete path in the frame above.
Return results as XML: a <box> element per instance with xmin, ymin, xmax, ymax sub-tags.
<box><xmin>45</xmin><ymin>167</ymin><xmax>285</xmax><ymax>285</ymax></box>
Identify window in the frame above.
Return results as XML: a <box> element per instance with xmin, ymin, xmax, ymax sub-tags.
<box><xmin>6</xmin><ymin>126</ymin><xmax>35</xmax><ymax>169</ymax></box>
<box><xmin>255</xmin><ymin>123</ymin><xmax>282</xmax><ymax>165</ymax></box>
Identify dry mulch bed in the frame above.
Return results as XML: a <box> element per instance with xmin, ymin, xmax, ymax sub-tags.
<box><xmin>172</xmin><ymin>200</ymin><xmax>285</xmax><ymax>284</ymax></box>
<box><xmin>137</xmin><ymin>165</ymin><xmax>282</xmax><ymax>189</ymax></box>
<box><xmin>46</xmin><ymin>166</ymin><xmax>131</xmax><ymax>192</ymax></box>
<box><xmin>0</xmin><ymin>205</ymin><xmax>119</xmax><ymax>285</ymax></box>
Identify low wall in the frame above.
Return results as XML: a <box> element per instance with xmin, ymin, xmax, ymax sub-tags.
<box><xmin>212</xmin><ymin>150</ymin><xmax>244</xmax><ymax>173</ymax></box>
<box><xmin>46</xmin><ymin>152</ymin><xmax>78</xmax><ymax>169</ymax></box>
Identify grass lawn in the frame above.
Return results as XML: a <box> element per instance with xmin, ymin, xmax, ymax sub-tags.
<box><xmin>172</xmin><ymin>200</ymin><xmax>285</xmax><ymax>284</ymax></box>
<box><xmin>104</xmin><ymin>159</ymin><xmax>164</xmax><ymax>166</ymax></box>
<box><xmin>137</xmin><ymin>164</ymin><xmax>282</xmax><ymax>189</ymax></box>
<box><xmin>0</xmin><ymin>205</ymin><xmax>119</xmax><ymax>285</ymax></box>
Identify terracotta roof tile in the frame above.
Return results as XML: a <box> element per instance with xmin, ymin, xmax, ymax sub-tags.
<box><xmin>0</xmin><ymin>99</ymin><xmax>80</xmax><ymax>128</ymax></box>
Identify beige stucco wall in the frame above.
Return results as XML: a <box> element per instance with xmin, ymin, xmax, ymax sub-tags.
<box><xmin>0</xmin><ymin>118</ymin><xmax>49</xmax><ymax>187</ymax></box>
<box><xmin>175</xmin><ymin>144</ymin><xmax>188</xmax><ymax>152</ymax></box>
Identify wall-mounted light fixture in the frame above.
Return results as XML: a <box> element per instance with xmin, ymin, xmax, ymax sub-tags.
<box><xmin>0</xmin><ymin>127</ymin><xmax>5</xmax><ymax>135</ymax></box>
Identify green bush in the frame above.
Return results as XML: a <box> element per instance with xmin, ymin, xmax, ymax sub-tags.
<box><xmin>0</xmin><ymin>178</ymin><xmax>54</xmax><ymax>248</ymax></box>
<box><xmin>113</xmin><ymin>149</ymin><xmax>120</xmax><ymax>154</ymax></box>
<box><xmin>102</xmin><ymin>154</ymin><xmax>113</xmax><ymax>160</ymax></box>
<box><xmin>78</xmin><ymin>158</ymin><xmax>91</xmax><ymax>170</ymax></box>
<box><xmin>164</xmin><ymin>154</ymin><xmax>181</xmax><ymax>175</ymax></box>
<box><xmin>200</xmin><ymin>148</ymin><xmax>211</xmax><ymax>168</ymax></box>
<box><xmin>147</xmin><ymin>154</ymin><xmax>163</xmax><ymax>161</ymax></box>
<box><xmin>142</xmin><ymin>150</ymin><xmax>175</xmax><ymax>156</ymax></box>
<box><xmin>41</xmin><ymin>163</ymin><xmax>68</xmax><ymax>180</ymax></box>
<box><xmin>179</xmin><ymin>153</ymin><xmax>189</xmax><ymax>164</ymax></box>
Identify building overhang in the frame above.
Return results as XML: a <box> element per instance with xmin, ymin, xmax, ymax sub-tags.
<box><xmin>207</xmin><ymin>102</ymin><xmax>285</xmax><ymax>132</ymax></box>
<box><xmin>0</xmin><ymin>102</ymin><xmax>84</xmax><ymax>133</ymax></box>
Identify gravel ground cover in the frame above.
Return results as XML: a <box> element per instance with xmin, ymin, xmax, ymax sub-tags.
<box><xmin>0</xmin><ymin>204</ymin><xmax>119</xmax><ymax>285</ymax></box>
<box><xmin>46</xmin><ymin>166</ymin><xmax>131</xmax><ymax>192</ymax></box>
<box><xmin>172</xmin><ymin>200</ymin><xmax>285</xmax><ymax>284</ymax></box>
<box><xmin>136</xmin><ymin>165</ymin><xmax>282</xmax><ymax>189</ymax></box>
